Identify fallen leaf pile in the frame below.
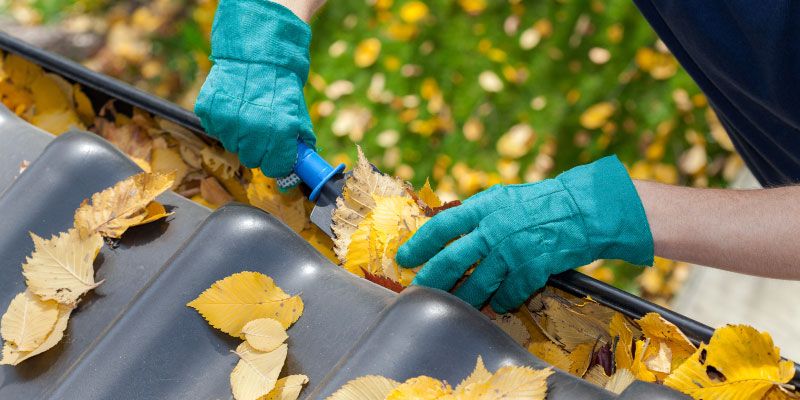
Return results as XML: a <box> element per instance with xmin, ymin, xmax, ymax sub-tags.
<box><xmin>0</xmin><ymin>50</ymin><xmax>339</xmax><ymax>265</ymax></box>
<box><xmin>327</xmin><ymin>356</ymin><xmax>552</xmax><ymax>400</ymax></box>
<box><xmin>511</xmin><ymin>287</ymin><xmax>798</xmax><ymax>398</ymax></box>
<box><xmin>0</xmin><ymin>53</ymin><xmax>92</xmax><ymax>134</ymax></box>
<box><xmin>0</xmin><ymin>171</ymin><xmax>174</xmax><ymax>365</ymax></box>
<box><xmin>332</xmin><ymin>147</ymin><xmax>458</xmax><ymax>288</ymax></box>
<box><xmin>187</xmin><ymin>271</ymin><xmax>308</xmax><ymax>400</ymax></box>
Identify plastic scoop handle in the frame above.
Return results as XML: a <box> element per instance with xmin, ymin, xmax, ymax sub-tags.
<box><xmin>294</xmin><ymin>141</ymin><xmax>346</xmax><ymax>201</ymax></box>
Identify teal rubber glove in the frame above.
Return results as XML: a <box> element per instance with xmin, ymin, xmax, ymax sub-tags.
<box><xmin>395</xmin><ymin>155</ymin><xmax>654</xmax><ymax>313</ymax></box>
<box><xmin>194</xmin><ymin>0</ymin><xmax>316</xmax><ymax>180</ymax></box>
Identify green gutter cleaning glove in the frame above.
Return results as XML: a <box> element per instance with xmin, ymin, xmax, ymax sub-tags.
<box><xmin>195</xmin><ymin>0</ymin><xmax>316</xmax><ymax>186</ymax></box>
<box><xmin>396</xmin><ymin>156</ymin><xmax>654</xmax><ymax>313</ymax></box>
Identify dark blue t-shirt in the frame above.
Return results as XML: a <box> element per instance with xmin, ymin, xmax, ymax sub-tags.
<box><xmin>634</xmin><ymin>0</ymin><xmax>800</xmax><ymax>187</ymax></box>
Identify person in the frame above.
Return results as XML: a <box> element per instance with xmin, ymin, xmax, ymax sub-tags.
<box><xmin>195</xmin><ymin>0</ymin><xmax>800</xmax><ymax>314</ymax></box>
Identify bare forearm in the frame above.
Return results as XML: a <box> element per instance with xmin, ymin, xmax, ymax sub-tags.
<box><xmin>633</xmin><ymin>180</ymin><xmax>800</xmax><ymax>279</ymax></box>
<box><xmin>270</xmin><ymin>0</ymin><xmax>326</xmax><ymax>22</ymax></box>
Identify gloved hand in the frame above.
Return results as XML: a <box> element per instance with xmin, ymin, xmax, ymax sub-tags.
<box><xmin>195</xmin><ymin>0</ymin><xmax>316</xmax><ymax>182</ymax></box>
<box><xmin>396</xmin><ymin>155</ymin><xmax>654</xmax><ymax>313</ymax></box>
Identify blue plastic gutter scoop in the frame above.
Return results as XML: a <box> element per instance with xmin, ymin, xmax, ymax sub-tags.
<box><xmin>294</xmin><ymin>141</ymin><xmax>346</xmax><ymax>237</ymax></box>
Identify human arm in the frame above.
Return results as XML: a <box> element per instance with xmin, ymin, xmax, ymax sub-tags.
<box><xmin>194</xmin><ymin>0</ymin><xmax>325</xmax><ymax>185</ymax></box>
<box><xmin>634</xmin><ymin>180</ymin><xmax>800</xmax><ymax>279</ymax></box>
<box><xmin>270</xmin><ymin>0</ymin><xmax>327</xmax><ymax>22</ymax></box>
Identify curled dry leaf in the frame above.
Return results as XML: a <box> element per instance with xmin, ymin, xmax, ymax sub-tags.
<box><xmin>608</xmin><ymin>312</ymin><xmax>635</xmax><ymax>370</ymax></box>
<box><xmin>187</xmin><ymin>271</ymin><xmax>304</xmax><ymax>338</ymax></box>
<box><xmin>73</xmin><ymin>171</ymin><xmax>176</xmax><ymax>238</ymax></box>
<box><xmin>636</xmin><ymin>312</ymin><xmax>696</xmax><ymax>371</ymax></box>
<box><xmin>22</xmin><ymin>228</ymin><xmax>103</xmax><ymax>305</ymax></box>
<box><xmin>1</xmin><ymin>304</ymin><xmax>73</xmax><ymax>365</ymax></box>
<box><xmin>343</xmin><ymin>195</ymin><xmax>427</xmax><ymax>286</ymax></box>
<box><xmin>664</xmin><ymin>325</ymin><xmax>795</xmax><ymax>400</ymax></box>
<box><xmin>242</xmin><ymin>318</ymin><xmax>288</xmax><ymax>353</ymax></box>
<box><xmin>0</xmin><ymin>290</ymin><xmax>59</xmax><ymax>351</ymax></box>
<box><xmin>230</xmin><ymin>342</ymin><xmax>288</xmax><ymax>400</ymax></box>
<box><xmin>326</xmin><ymin>376</ymin><xmax>400</xmax><ymax>400</ymax></box>
<box><xmin>332</xmin><ymin>146</ymin><xmax>407</xmax><ymax>261</ymax></box>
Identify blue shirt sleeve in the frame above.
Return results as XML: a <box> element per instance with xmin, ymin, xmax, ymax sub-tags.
<box><xmin>633</xmin><ymin>0</ymin><xmax>800</xmax><ymax>186</ymax></box>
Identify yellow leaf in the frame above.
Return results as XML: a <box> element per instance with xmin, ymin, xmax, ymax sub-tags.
<box><xmin>528</xmin><ymin>341</ymin><xmax>570</xmax><ymax>372</ymax></box>
<box><xmin>130</xmin><ymin>156</ymin><xmax>152</xmax><ymax>172</ymax></box>
<box><xmin>29</xmin><ymin>108</ymin><xmax>84</xmax><ymax>135</ymax></box>
<box><xmin>326</xmin><ymin>376</ymin><xmax>400</xmax><ymax>400</ymax></box>
<box><xmin>636</xmin><ymin>312</ymin><xmax>696</xmax><ymax>371</ymax></box>
<box><xmin>343</xmin><ymin>195</ymin><xmax>427</xmax><ymax>284</ymax></box>
<box><xmin>532</xmin><ymin>294</ymin><xmax>611</xmax><ymax>351</ymax></box>
<box><xmin>496</xmin><ymin>124</ymin><xmax>535</xmax><ymax>159</ymax></box>
<box><xmin>230</xmin><ymin>342</ymin><xmax>287</xmax><ymax>400</ymax></box>
<box><xmin>30</xmin><ymin>73</ymin><xmax>71</xmax><ymax>114</ymax></box>
<box><xmin>247</xmin><ymin>169</ymin><xmax>308</xmax><ymax>233</ymax></box>
<box><xmin>455</xmin><ymin>365</ymin><xmax>552</xmax><ymax>400</ymax></box>
<box><xmin>630</xmin><ymin>340</ymin><xmax>657</xmax><ymax>382</ymax></box>
<box><xmin>354</xmin><ymin>38</ymin><xmax>381</xmax><ymax>68</ymax></box>
<box><xmin>73</xmin><ymin>83</ymin><xmax>95</xmax><ymax>125</ymax></box>
<box><xmin>605</xmin><ymin>368</ymin><xmax>636</xmax><ymax>394</ymax></box>
<box><xmin>664</xmin><ymin>325</ymin><xmax>795</xmax><ymax>400</ymax></box>
<box><xmin>416</xmin><ymin>179</ymin><xmax>442</xmax><ymax>208</ymax></box>
<box><xmin>1</xmin><ymin>304</ymin><xmax>73</xmax><ymax>365</ymax></box>
<box><xmin>0</xmin><ymin>290</ymin><xmax>59</xmax><ymax>351</ymax></box>
<box><xmin>608</xmin><ymin>312</ymin><xmax>635</xmax><ymax>370</ymax></box>
<box><xmin>493</xmin><ymin>313</ymin><xmax>531</xmax><ymax>347</ymax></box>
<box><xmin>567</xmin><ymin>342</ymin><xmax>594</xmax><ymax>377</ymax></box>
<box><xmin>150</xmin><ymin>147</ymin><xmax>189</xmax><ymax>189</ymax></box>
<box><xmin>385</xmin><ymin>376</ymin><xmax>452</xmax><ymax>400</ymax></box>
<box><xmin>455</xmin><ymin>356</ymin><xmax>492</xmax><ymax>393</ymax></box>
<box><xmin>4</xmin><ymin>53</ymin><xmax>43</xmax><ymax>88</ymax></box>
<box><xmin>187</xmin><ymin>271</ymin><xmax>303</xmax><ymax>338</ymax></box>
<box><xmin>133</xmin><ymin>201</ymin><xmax>171</xmax><ymax>226</ymax></box>
<box><xmin>458</xmin><ymin>0</ymin><xmax>487</xmax><ymax>15</ymax></box>
<box><xmin>200</xmin><ymin>146</ymin><xmax>240</xmax><ymax>180</ymax></box>
<box><xmin>22</xmin><ymin>229</ymin><xmax>103</xmax><ymax>305</ymax></box>
<box><xmin>399</xmin><ymin>1</ymin><xmax>428</xmax><ymax>24</ymax></box>
<box><xmin>261</xmin><ymin>374</ymin><xmax>309</xmax><ymax>400</ymax></box>
<box><xmin>242</xmin><ymin>318</ymin><xmax>288</xmax><ymax>353</ymax></box>
<box><xmin>579</xmin><ymin>102</ymin><xmax>615</xmax><ymax>130</ymax></box>
<box><xmin>332</xmin><ymin>147</ymin><xmax>407</xmax><ymax>262</ymax></box>
<box><xmin>74</xmin><ymin>171</ymin><xmax>176</xmax><ymax>238</ymax></box>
